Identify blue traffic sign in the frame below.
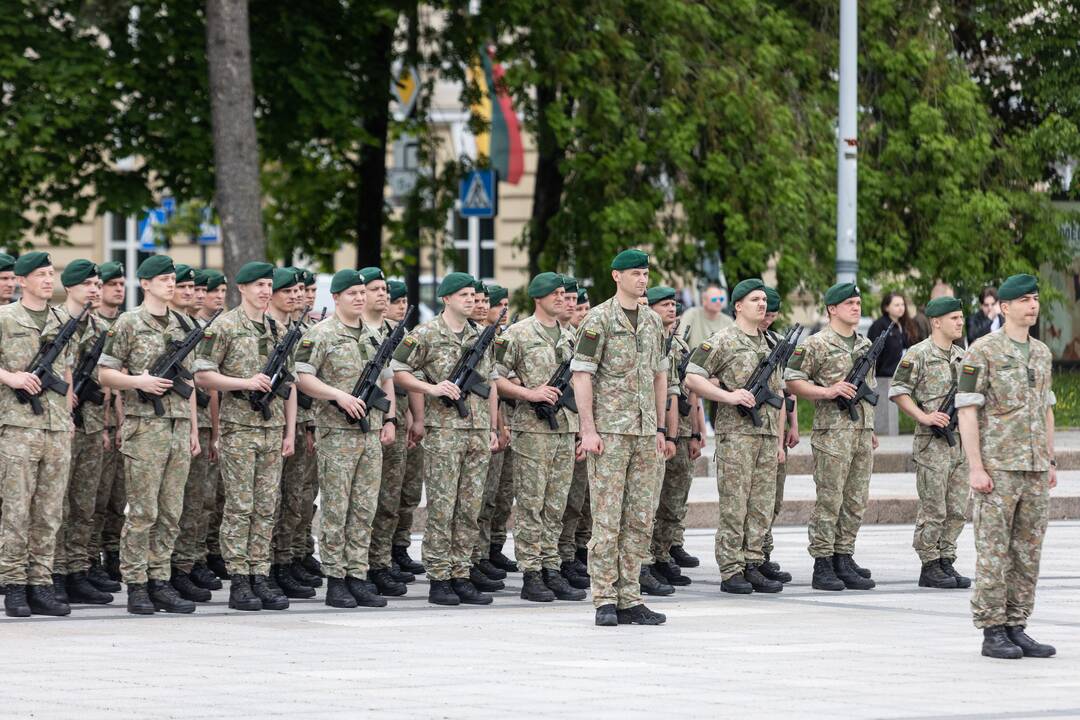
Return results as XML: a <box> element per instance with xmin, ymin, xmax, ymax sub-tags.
<box><xmin>137</xmin><ymin>208</ymin><xmax>166</xmax><ymax>251</ymax></box>
<box><xmin>459</xmin><ymin>170</ymin><xmax>497</xmax><ymax>219</ymax></box>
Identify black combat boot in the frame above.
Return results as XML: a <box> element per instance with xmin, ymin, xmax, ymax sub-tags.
<box><xmin>833</xmin><ymin>554</ymin><xmax>875</xmax><ymax>590</ymax></box>
<box><xmin>469</xmin><ymin>565</ymin><xmax>505</xmax><ymax>592</ymax></box>
<box><xmin>919</xmin><ymin>559</ymin><xmax>958</xmax><ymax>589</ymax></box>
<box><xmin>571</xmin><ymin>557</ymin><xmax>589</xmax><ymax>576</ymax></box>
<box><xmin>451</xmin><ymin>577</ymin><xmax>493</xmax><ymax>605</ymax></box>
<box><xmin>28</xmin><ymin>583</ymin><xmax>70</xmax><ymax>616</ymax></box>
<box><xmin>617</xmin><ymin>605</ymin><xmax>666</xmax><ymax>625</ymax></box>
<box><xmin>126</xmin><ymin>583</ymin><xmax>155</xmax><ymax>615</ymax></box>
<box><xmin>595</xmin><ymin>603</ymin><xmax>618</xmax><ymax>626</ymax></box>
<box><xmin>392</xmin><ymin>545</ymin><xmax>425</xmax><ymax>575</ymax></box>
<box><xmin>761</xmin><ymin>553</ymin><xmax>792</xmax><ymax>583</ymax></box>
<box><xmin>51</xmin><ymin>573</ymin><xmax>69</xmax><ymax>605</ymax></box>
<box><xmin>250</xmin><ymin>575</ymin><xmax>289</xmax><ymax>610</ymax></box>
<box><xmin>489</xmin><ymin>543</ymin><xmax>518</xmax><ymax>572</ymax></box>
<box><xmin>720</xmin><ymin>572</ymin><xmax>753</xmax><ymax>594</ymax></box>
<box><xmin>171</xmin><ymin>570</ymin><xmax>212</xmax><ymax>602</ymax></box>
<box><xmin>290</xmin><ymin>558</ymin><xmax>323</xmax><ymax>588</ymax></box>
<box><xmin>206</xmin><ymin>553</ymin><xmax>228</xmax><ymax>580</ymax></box>
<box><xmin>300</xmin><ymin>553</ymin><xmax>325</xmax><ymax>578</ymax></box>
<box><xmin>388</xmin><ymin>564</ymin><xmax>416</xmax><ymax>584</ymax></box>
<box><xmin>542</xmin><ymin>568</ymin><xmax>586</xmax><ymax>601</ymax></box>
<box><xmin>476</xmin><ymin>558</ymin><xmax>507</xmax><ymax>581</ymax></box>
<box><xmin>428</xmin><ymin>579</ymin><xmax>460</xmax><ymax>606</ymax></box>
<box><xmin>640</xmin><ymin>567</ymin><xmax>674</xmax><ymax>596</ymax></box>
<box><xmin>4</xmin><ymin>585</ymin><xmax>31</xmax><ymax>617</ymax></box>
<box><xmin>66</xmin><ymin>572</ymin><xmax>114</xmax><ymax>604</ymax></box>
<box><xmin>520</xmin><ymin>571</ymin><xmax>556</xmax><ymax>602</ymax></box>
<box><xmin>670</xmin><ymin>545</ymin><xmax>700</xmax><ymax>568</ymax></box>
<box><xmin>561</xmin><ymin>560</ymin><xmax>591</xmax><ymax>590</ymax></box>
<box><xmin>273</xmin><ymin>564</ymin><xmax>315</xmax><ymax>599</ymax></box>
<box><xmin>1005</xmin><ymin>626</ymin><xmax>1056</xmax><ymax>658</ymax></box>
<box><xmin>652</xmin><ymin>560</ymin><xmax>691</xmax><ymax>586</ymax></box>
<box><xmin>345</xmin><ymin>576</ymin><xmax>388</xmax><ymax>608</ymax></box>
<box><xmin>87</xmin><ymin>560</ymin><xmax>122</xmax><ymax>593</ymax></box>
<box><xmin>104</xmin><ymin>550</ymin><xmax>121</xmax><ymax>581</ymax></box>
<box><xmin>190</xmin><ymin>563</ymin><xmax>223</xmax><ymax>591</ymax></box>
<box><xmin>228</xmin><ymin>574</ymin><xmax>261</xmax><ymax>611</ymax></box>
<box><xmin>939</xmin><ymin>558</ymin><xmax>971</xmax><ymax>589</ymax></box>
<box><xmin>148</xmin><ymin>578</ymin><xmax>196</xmax><ymax>613</ymax></box>
<box><xmin>368</xmin><ymin>568</ymin><xmax>407</xmax><ymax>597</ymax></box>
<box><xmin>981</xmin><ymin>626</ymin><xmax>1022</xmax><ymax>659</ymax></box>
<box><xmin>324</xmin><ymin>577</ymin><xmax>357</xmax><ymax>608</ymax></box>
<box><xmin>811</xmin><ymin>556</ymin><xmax>845</xmax><ymax>591</ymax></box>
<box><xmin>849</xmin><ymin>556</ymin><xmax>872</xmax><ymax>579</ymax></box>
<box><xmin>745</xmin><ymin>565</ymin><xmax>783</xmax><ymax>593</ymax></box>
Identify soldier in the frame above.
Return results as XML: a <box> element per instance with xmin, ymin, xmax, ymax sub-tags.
<box><xmin>559</xmin><ymin>286</ymin><xmax>592</xmax><ymax>590</ymax></box>
<box><xmin>889</xmin><ymin>296</ymin><xmax>971</xmax><ymax>590</ymax></box>
<box><xmin>956</xmin><ymin>274</ymin><xmax>1057</xmax><ymax>659</ymax></box>
<box><xmin>685</xmin><ymin>279</ymin><xmax>786</xmax><ymax>594</ymax></box>
<box><xmin>493</xmin><ymin>272</ymin><xmax>585</xmax><ymax>602</ymax></box>
<box><xmin>572</xmin><ymin>249</ymin><xmax>669</xmax><ymax>627</ymax></box>
<box><xmin>0</xmin><ymin>252</ymin><xmax>16</xmax><ymax>303</ymax></box>
<box><xmin>484</xmin><ymin>284</ymin><xmax>519</xmax><ymax>575</ymax></box>
<box><xmin>291</xmin><ymin>267</ymin><xmax>325</xmax><ymax>580</ymax></box>
<box><xmin>391</xmin><ymin>272</ymin><xmax>500</xmax><ymax>607</ymax></box>
<box><xmin>784</xmin><ymin>282</ymin><xmax>878</xmax><ymax>591</ymax></box>
<box><xmin>199</xmin><ymin>269</ymin><xmax>230</xmax><ymax>580</ymax></box>
<box><xmin>98</xmin><ymin>254</ymin><xmax>201</xmax><ymax>614</ymax></box>
<box><xmin>193</xmin><ymin>261</ymin><xmax>296</xmax><ymax>612</ymax></box>
<box><xmin>296</xmin><ymin>269</ymin><xmax>394</xmax><ymax>608</ymax></box>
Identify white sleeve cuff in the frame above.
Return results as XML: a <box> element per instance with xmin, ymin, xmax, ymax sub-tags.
<box><xmin>191</xmin><ymin>359</ymin><xmax>218</xmax><ymax>373</ymax></box>
<box><xmin>888</xmin><ymin>385</ymin><xmax>911</xmax><ymax>399</ymax></box>
<box><xmin>685</xmin><ymin>362</ymin><xmax>709</xmax><ymax>378</ymax></box>
<box><xmin>98</xmin><ymin>354</ymin><xmax>122</xmax><ymax>371</ymax></box>
<box><xmin>295</xmin><ymin>362</ymin><xmax>317</xmax><ymax>375</ymax></box>
<box><xmin>954</xmin><ymin>392</ymin><xmax>984</xmax><ymax>408</ymax></box>
<box><xmin>569</xmin><ymin>359</ymin><xmax>597</xmax><ymax>374</ymax></box>
<box><xmin>389</xmin><ymin>360</ymin><xmax>414</xmax><ymax>374</ymax></box>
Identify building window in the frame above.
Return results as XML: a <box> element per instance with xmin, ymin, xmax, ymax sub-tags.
<box><xmin>450</xmin><ymin>213</ymin><xmax>496</xmax><ymax>283</ymax></box>
<box><xmin>105</xmin><ymin>212</ymin><xmax>154</xmax><ymax>309</ymax></box>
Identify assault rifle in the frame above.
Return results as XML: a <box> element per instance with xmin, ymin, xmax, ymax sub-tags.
<box><xmin>835</xmin><ymin>324</ymin><xmax>892</xmax><ymax>421</ymax></box>
<box><xmin>440</xmin><ymin>306</ymin><xmax>506</xmax><ymax>418</ymax></box>
<box><xmin>16</xmin><ymin>302</ymin><xmax>91</xmax><ymax>415</ymax></box>
<box><xmin>532</xmin><ymin>340</ymin><xmax>578</xmax><ymax>430</ymax></box>
<box><xmin>736</xmin><ymin>324</ymin><xmax>803</xmax><ymax>428</ymax></box>
<box><xmin>341</xmin><ymin>306</ymin><xmax>416</xmax><ymax>432</ymax></box>
<box><xmin>296</xmin><ymin>307</ymin><xmax>327</xmax><ymax>411</ymax></box>
<box><xmin>138</xmin><ymin>309</ymin><xmax>222</xmax><ymax>416</ymax></box>
<box><xmin>72</xmin><ymin>322</ymin><xmax>109</xmax><ymax>427</ymax></box>
<box><xmin>929</xmin><ymin>386</ymin><xmax>959</xmax><ymax>447</ymax></box>
<box><xmin>247</xmin><ymin>309</ymin><xmax>308</xmax><ymax>420</ymax></box>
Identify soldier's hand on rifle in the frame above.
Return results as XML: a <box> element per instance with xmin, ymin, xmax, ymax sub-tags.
<box><xmin>247</xmin><ymin>373</ymin><xmax>273</xmax><ymax>393</ymax></box>
<box><xmin>429</xmin><ymin>380</ymin><xmax>461</xmax><ymax>400</ymax></box>
<box><xmin>529</xmin><ymin>385</ymin><xmax>562</xmax><ymax>406</ymax></box>
<box><xmin>335</xmin><ymin>391</ymin><xmax>367</xmax><ymax>420</ymax></box>
<box><xmin>723</xmin><ymin>388</ymin><xmax>756</xmax><ymax>408</ymax></box>
<box><xmin>579</xmin><ymin>429</ymin><xmax>604</xmax><ymax>456</ymax></box>
<box><xmin>827</xmin><ymin>381</ymin><xmax>858</xmax><ymax>400</ymax></box>
<box><xmin>10</xmin><ymin>371</ymin><xmax>42</xmax><ymax>395</ymax></box>
<box><xmin>136</xmin><ymin>371</ymin><xmax>173</xmax><ymax>396</ymax></box>
<box><xmin>969</xmin><ymin>467</ymin><xmax>994</xmax><ymax>493</ymax></box>
<box><xmin>921</xmin><ymin>410</ymin><xmax>951</xmax><ymax>428</ymax></box>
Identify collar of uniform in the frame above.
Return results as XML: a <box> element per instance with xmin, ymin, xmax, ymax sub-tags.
<box><xmin>234</xmin><ymin>306</ymin><xmax>271</xmax><ymax>336</ymax></box>
<box><xmin>10</xmin><ymin>302</ymin><xmax>51</xmax><ymax>333</ymax></box>
<box><xmin>134</xmin><ymin>304</ymin><xmax>176</xmax><ymax>334</ymax></box>
<box><xmin>990</xmin><ymin>328</ymin><xmax>1029</xmax><ymax>363</ymax></box>
<box><xmin>604</xmin><ymin>296</ymin><xmax>639</xmax><ymax>334</ymax></box>
<box><xmin>329</xmin><ymin>314</ymin><xmax>365</xmax><ymax>341</ymax></box>
<box><xmin>526</xmin><ymin>314</ymin><xmax>561</xmax><ymax>347</ymax></box>
<box><xmin>822</xmin><ymin>325</ymin><xmax>861</xmax><ymax>351</ymax></box>
<box><xmin>434</xmin><ymin>313</ymin><xmax>478</xmax><ymax>346</ymax></box>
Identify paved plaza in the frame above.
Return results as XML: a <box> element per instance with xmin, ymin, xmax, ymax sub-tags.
<box><xmin>3</xmin><ymin>521</ymin><xmax>1079</xmax><ymax>719</ymax></box>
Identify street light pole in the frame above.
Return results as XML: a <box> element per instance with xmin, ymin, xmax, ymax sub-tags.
<box><xmin>836</xmin><ymin>0</ymin><xmax>858</xmax><ymax>285</ymax></box>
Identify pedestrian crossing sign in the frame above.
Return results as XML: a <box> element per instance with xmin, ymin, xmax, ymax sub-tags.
<box><xmin>459</xmin><ymin>170</ymin><xmax>497</xmax><ymax>219</ymax></box>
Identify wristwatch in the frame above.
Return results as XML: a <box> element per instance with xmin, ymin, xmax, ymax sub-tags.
<box><xmin>383</xmin><ymin>417</ymin><xmax>398</xmax><ymax>427</ymax></box>
<box><xmin>656</xmin><ymin>426</ymin><xmax>668</xmax><ymax>435</ymax></box>
<box><xmin>665</xmin><ymin>436</ymin><xmax>677</xmax><ymax>444</ymax></box>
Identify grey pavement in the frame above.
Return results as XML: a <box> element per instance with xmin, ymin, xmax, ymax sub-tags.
<box><xmin>3</xmin><ymin>522</ymin><xmax>1080</xmax><ymax>719</ymax></box>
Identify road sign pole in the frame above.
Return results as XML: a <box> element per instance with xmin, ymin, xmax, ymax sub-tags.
<box><xmin>836</xmin><ymin>0</ymin><xmax>858</xmax><ymax>285</ymax></box>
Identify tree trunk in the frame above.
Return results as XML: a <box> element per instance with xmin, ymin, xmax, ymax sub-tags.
<box><xmin>205</xmin><ymin>0</ymin><xmax>265</xmax><ymax>305</ymax></box>
<box><xmin>354</xmin><ymin>21</ymin><xmax>395</xmax><ymax>270</ymax></box>
<box><xmin>528</xmin><ymin>82</ymin><xmax>567</xmax><ymax>278</ymax></box>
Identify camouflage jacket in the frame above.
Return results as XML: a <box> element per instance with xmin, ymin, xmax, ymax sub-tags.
<box><xmin>784</xmin><ymin>325</ymin><xmax>875</xmax><ymax>431</ymax></box>
<box><xmin>686</xmin><ymin>324</ymin><xmax>781</xmax><ymax>436</ymax></box>
<box><xmin>99</xmin><ymin>305</ymin><xmax>192</xmax><ymax>421</ymax></box>
<box><xmin>93</xmin><ymin>309</ymin><xmax>122</xmax><ymax>429</ymax></box>
<box><xmin>889</xmin><ymin>337</ymin><xmax>964</xmax><ymax>442</ymax></box>
<box><xmin>494</xmin><ymin>314</ymin><xmax>579</xmax><ymax>434</ymax></box>
<box><xmin>955</xmin><ymin>330</ymin><xmax>1055</xmax><ymax>471</ymax></box>
<box><xmin>170</xmin><ymin>312</ymin><xmax>212</xmax><ymax>430</ymax></box>
<box><xmin>389</xmin><ymin>313</ymin><xmax>496</xmax><ymax>431</ymax></box>
<box><xmin>0</xmin><ymin>302</ymin><xmax>75</xmax><ymax>431</ymax></box>
<box><xmin>293</xmin><ymin>312</ymin><xmax>321</xmax><ymax>428</ymax></box>
<box><xmin>569</xmin><ymin>297</ymin><xmax>667</xmax><ymax>437</ymax></box>
<box><xmin>59</xmin><ymin>304</ymin><xmax>107</xmax><ymax>434</ymax></box>
<box><xmin>668</xmin><ymin>333</ymin><xmax>692</xmax><ymax>438</ymax></box>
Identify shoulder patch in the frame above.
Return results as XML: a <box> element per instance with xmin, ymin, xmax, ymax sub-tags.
<box><xmin>957</xmin><ymin>364</ymin><xmax>980</xmax><ymax>393</ymax></box>
<box><xmin>688</xmin><ymin>342</ymin><xmax>712</xmax><ymax>367</ymax></box>
<box><xmin>203</xmin><ymin>331</ymin><xmax>214</xmax><ymax>340</ymax></box>
<box><xmin>893</xmin><ymin>357</ymin><xmax>914</xmax><ymax>385</ymax></box>
<box><xmin>393</xmin><ymin>334</ymin><xmax>419</xmax><ymax>363</ymax></box>
<box><xmin>787</xmin><ymin>345</ymin><xmax>805</xmax><ymax>370</ymax></box>
<box><xmin>577</xmin><ymin>328</ymin><xmax>601</xmax><ymax>357</ymax></box>
<box><xmin>301</xmin><ymin>338</ymin><xmax>313</xmax><ymax>348</ymax></box>
<box><xmin>899</xmin><ymin>359</ymin><xmax>912</xmax><ymax>369</ymax></box>
<box><xmin>494</xmin><ymin>336</ymin><xmax>509</xmax><ymax>363</ymax></box>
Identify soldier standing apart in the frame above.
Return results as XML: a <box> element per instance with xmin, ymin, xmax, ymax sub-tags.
<box><xmin>0</xmin><ymin>253</ymin><xmax>75</xmax><ymax>617</ymax></box>
<box><xmin>391</xmin><ymin>272</ymin><xmax>501</xmax><ymax>607</ymax></box>
<box><xmin>98</xmin><ymin>255</ymin><xmax>201</xmax><ymax>614</ymax></box>
<box><xmin>494</xmin><ymin>272</ymin><xmax>585</xmax><ymax>602</ymax></box>
<box><xmin>889</xmin><ymin>296</ymin><xmax>972</xmax><ymax>590</ymax></box>
<box><xmin>558</xmin><ymin>287</ymin><xmax>593</xmax><ymax>590</ymax></box>
<box><xmin>572</xmin><ymin>250</ymin><xmax>669</xmax><ymax>627</ymax></box>
<box><xmin>956</xmin><ymin>274</ymin><xmax>1057</xmax><ymax>660</ymax></box>
<box><xmin>784</xmin><ymin>283</ymin><xmax>878</xmax><ymax>591</ymax></box>
<box><xmin>193</xmin><ymin>262</ymin><xmax>296</xmax><ymax>612</ymax></box>
<box><xmin>685</xmin><ymin>280</ymin><xmax>785</xmax><ymax>594</ymax></box>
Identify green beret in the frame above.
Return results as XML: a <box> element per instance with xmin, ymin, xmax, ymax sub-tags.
<box><xmin>646</xmin><ymin>285</ymin><xmax>676</xmax><ymax>306</ymax></box>
<box><xmin>576</xmin><ymin>288</ymin><xmax>589</xmax><ymax>304</ymax></box>
<box><xmin>924</xmin><ymin>296</ymin><xmax>963</xmax><ymax>318</ymax></box>
<box><xmin>488</xmin><ymin>284</ymin><xmax>508</xmax><ymax>305</ymax></box>
<box><xmin>731</xmin><ymin>279</ymin><xmax>766</xmax><ymax>304</ymax></box>
<box><xmin>235</xmin><ymin>261</ymin><xmax>274</xmax><ymax>285</ymax></box>
<box><xmin>437</xmin><ymin>272</ymin><xmax>475</xmax><ymax>298</ymax></box>
<box><xmin>0</xmin><ymin>253</ymin><xmax>15</xmax><ymax>273</ymax></box>
<box><xmin>61</xmin><ymin>259</ymin><xmax>98</xmax><ymax>287</ymax></box>
<box><xmin>136</xmin><ymin>254</ymin><xmax>174</xmax><ymax>280</ymax></box>
<box><xmin>330</xmin><ymin>269</ymin><xmax>365</xmax><ymax>294</ymax></box>
<box><xmin>824</xmin><ymin>282</ymin><xmax>860</xmax><ymax>306</ymax></box>
<box><xmin>473</xmin><ymin>281</ymin><xmax>489</xmax><ymax>296</ymax></box>
<box><xmin>301</xmin><ymin>269</ymin><xmax>315</xmax><ymax>286</ymax></box>
<box><xmin>193</xmin><ymin>269</ymin><xmax>209</xmax><ymax>287</ymax></box>
<box><xmin>528</xmin><ymin>272</ymin><xmax>564</xmax><ymax>299</ymax></box>
<box><xmin>610</xmin><ymin>249</ymin><xmax>649</xmax><ymax>271</ymax></box>
<box><xmin>764</xmin><ymin>287</ymin><xmax>781</xmax><ymax>313</ymax></box>
<box><xmin>388</xmin><ymin>280</ymin><xmax>407</xmax><ymax>301</ymax></box>
<box><xmin>273</xmin><ymin>267</ymin><xmax>300</xmax><ymax>292</ymax></box>
<box><xmin>14</xmin><ymin>251</ymin><xmax>51</xmax><ymax>277</ymax></box>
<box><xmin>676</xmin><ymin>301</ymin><xmax>684</xmax><ymax>316</ymax></box>
<box><xmin>562</xmin><ymin>275</ymin><xmax>578</xmax><ymax>294</ymax></box>
<box><xmin>998</xmin><ymin>274</ymin><xmax>1039</xmax><ymax>302</ymax></box>
<box><xmin>98</xmin><ymin>261</ymin><xmax>124</xmax><ymax>283</ymax></box>
<box><xmin>359</xmin><ymin>266</ymin><xmax>385</xmax><ymax>285</ymax></box>
<box><xmin>174</xmin><ymin>264</ymin><xmax>195</xmax><ymax>284</ymax></box>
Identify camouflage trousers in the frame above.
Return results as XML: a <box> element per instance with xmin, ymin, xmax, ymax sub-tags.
<box><xmin>913</xmin><ymin>437</ymin><xmax>970</xmax><ymax>564</ymax></box>
<box><xmin>559</xmin><ymin>459</ymin><xmax>591</xmax><ymax>562</ymax></box>
<box><xmin>393</xmin><ymin>444</ymin><xmax>424</xmax><ymax>548</ymax></box>
<box><xmin>316</xmin><ymin>427</ymin><xmax>382</xmax><ymax>579</ymax></box>
<box><xmin>0</xmin><ymin>427</ymin><xmax>71</xmax><ymax>586</ymax></box>
<box><xmin>289</xmin><ymin>429</ymin><xmax>319</xmax><ymax>561</ymax></box>
<box><xmin>715</xmin><ymin>433</ymin><xmax>779</xmax><ymax>579</ymax></box>
<box><xmin>649</xmin><ymin>439</ymin><xmax>693</xmax><ymax>564</ymax></box>
<box><xmin>172</xmin><ymin>427</ymin><xmax>217</xmax><ymax>572</ymax></box>
<box><xmin>808</xmin><ymin>428</ymin><xmax>873</xmax><ymax>558</ymax></box>
<box><xmin>762</xmin><ymin>461</ymin><xmax>787</xmax><ymax>556</ymax></box>
<box><xmin>491</xmin><ymin>455</ymin><xmax>515</xmax><ymax>546</ymax></box>
<box><xmin>205</xmin><ymin>469</ymin><xmax>224</xmax><ymax>556</ymax></box>
<box><xmin>91</xmin><ymin>443</ymin><xmax>124</xmax><ymax>557</ymax></box>
<box><xmin>56</xmin><ymin>429</ymin><xmax>105</xmax><ymax>574</ymax></box>
<box><xmin>511</xmin><ymin>431</ymin><xmax>575</xmax><ymax>572</ymax></box>
<box><xmin>422</xmin><ymin>428</ymin><xmax>490</xmax><ymax>581</ymax></box>
<box><xmin>119</xmin><ymin>417</ymin><xmax>191</xmax><ymax>584</ymax></box>
<box><xmin>587</xmin><ymin>433</ymin><xmax>661</xmax><ymax>610</ymax></box>
<box><xmin>273</xmin><ymin>428</ymin><xmax>317</xmax><ymax>565</ymax></box>
<box><xmin>369</xmin><ymin>422</ymin><xmax>408</xmax><ymax>570</ymax></box>
<box><xmin>472</xmin><ymin>447</ymin><xmax>507</xmax><ymax>563</ymax></box>
<box><xmin>219</xmin><ymin>423</ymin><xmax>285</xmax><ymax>577</ymax></box>
<box><xmin>971</xmin><ymin>470</ymin><xmax>1050</xmax><ymax>629</ymax></box>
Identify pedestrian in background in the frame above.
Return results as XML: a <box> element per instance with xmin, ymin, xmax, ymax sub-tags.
<box><xmin>868</xmin><ymin>292</ymin><xmax>913</xmax><ymax>436</ymax></box>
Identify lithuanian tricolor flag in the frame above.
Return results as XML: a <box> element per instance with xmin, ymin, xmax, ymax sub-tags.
<box><xmin>468</xmin><ymin>46</ymin><xmax>524</xmax><ymax>185</ymax></box>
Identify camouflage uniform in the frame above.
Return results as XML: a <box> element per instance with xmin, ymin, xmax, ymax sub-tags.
<box><xmin>490</xmin><ymin>447</ymin><xmax>516</xmax><ymax>548</ymax></box>
<box><xmin>296</xmin><ymin>315</ymin><xmax>388</xmax><ymax>579</ymax></box>
<box><xmin>390</xmin><ymin>315</ymin><xmax>496</xmax><ymax>582</ymax></box>
<box><xmin>89</xmin><ymin>311</ymin><xmax>124</xmax><ymax>565</ymax></box>
<box><xmin>571</xmin><ymin>298</ymin><xmax>666</xmax><ymax>609</ymax></box>
<box><xmin>192</xmin><ymin>307</ymin><xmax>289</xmax><ymax>577</ymax></box>
<box><xmin>763</xmin><ymin>327</ymin><xmax>793</xmax><ymax>557</ymax></box>
<box><xmin>889</xmin><ymin>337</ymin><xmax>970</xmax><ymax>564</ymax></box>
<box><xmin>650</xmin><ymin>333</ymin><xmax>694</xmax><ymax>564</ymax></box>
<box><xmin>559</xmin><ymin>461</ymin><xmax>590</xmax><ymax>562</ymax></box>
<box><xmin>370</xmin><ymin>378</ymin><xmax>409</xmax><ymax>570</ymax></box>
<box><xmin>99</xmin><ymin>306</ymin><xmax>193</xmax><ymax>584</ymax></box>
<box><xmin>0</xmin><ymin>304</ymin><xmax>75</xmax><ymax>587</ymax></box>
<box><xmin>472</xmin><ymin>399</ymin><xmax>513</xmax><ymax>565</ymax></box>
<box><xmin>394</xmin><ymin>443</ymin><xmax>424</xmax><ymax>548</ymax></box>
<box><xmin>494</xmin><ymin>317</ymin><xmax>579</xmax><ymax>572</ymax></box>
<box><xmin>784</xmin><ymin>326</ymin><xmax>875</xmax><ymax>558</ymax></box>
<box><xmin>955</xmin><ymin>330</ymin><xmax>1055</xmax><ymax>629</ymax></box>
<box><xmin>687</xmin><ymin>325</ymin><xmax>782</xmax><ymax>578</ymax></box>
